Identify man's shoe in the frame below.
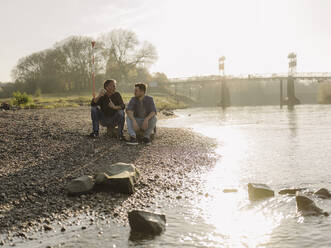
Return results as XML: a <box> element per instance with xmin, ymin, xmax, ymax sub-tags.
<box><xmin>88</xmin><ymin>131</ymin><xmax>99</xmax><ymax>138</ymax></box>
<box><xmin>126</xmin><ymin>136</ymin><xmax>138</xmax><ymax>145</ymax></box>
<box><xmin>142</xmin><ymin>137</ymin><xmax>151</xmax><ymax>146</ymax></box>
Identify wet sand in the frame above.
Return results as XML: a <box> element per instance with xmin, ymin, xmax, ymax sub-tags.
<box><xmin>0</xmin><ymin>107</ymin><xmax>217</xmax><ymax>244</ymax></box>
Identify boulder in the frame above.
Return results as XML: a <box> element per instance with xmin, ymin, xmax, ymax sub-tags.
<box><xmin>296</xmin><ymin>195</ymin><xmax>329</xmax><ymax>216</ymax></box>
<box><xmin>314</xmin><ymin>188</ymin><xmax>331</xmax><ymax>199</ymax></box>
<box><xmin>248</xmin><ymin>183</ymin><xmax>274</xmax><ymax>201</ymax></box>
<box><xmin>95</xmin><ymin>163</ymin><xmax>140</xmax><ymax>194</ymax></box>
<box><xmin>98</xmin><ymin>162</ymin><xmax>139</xmax><ymax>182</ymax></box>
<box><xmin>95</xmin><ymin>171</ymin><xmax>135</xmax><ymax>194</ymax></box>
<box><xmin>128</xmin><ymin>210</ymin><xmax>166</xmax><ymax>235</ymax></box>
<box><xmin>66</xmin><ymin>176</ymin><xmax>94</xmax><ymax>196</ymax></box>
<box><xmin>278</xmin><ymin>188</ymin><xmax>306</xmax><ymax>195</ymax></box>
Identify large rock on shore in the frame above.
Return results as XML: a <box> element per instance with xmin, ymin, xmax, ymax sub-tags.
<box><xmin>95</xmin><ymin>171</ymin><xmax>135</xmax><ymax>194</ymax></box>
<box><xmin>66</xmin><ymin>176</ymin><xmax>95</xmax><ymax>196</ymax></box>
<box><xmin>98</xmin><ymin>162</ymin><xmax>139</xmax><ymax>182</ymax></box>
<box><xmin>128</xmin><ymin>210</ymin><xmax>166</xmax><ymax>235</ymax></box>
<box><xmin>95</xmin><ymin>162</ymin><xmax>139</xmax><ymax>194</ymax></box>
<box><xmin>296</xmin><ymin>195</ymin><xmax>329</xmax><ymax>216</ymax></box>
<box><xmin>314</xmin><ymin>188</ymin><xmax>331</xmax><ymax>199</ymax></box>
<box><xmin>248</xmin><ymin>183</ymin><xmax>274</xmax><ymax>201</ymax></box>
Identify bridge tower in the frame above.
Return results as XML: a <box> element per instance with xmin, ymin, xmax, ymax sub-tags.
<box><xmin>286</xmin><ymin>53</ymin><xmax>300</xmax><ymax>107</ymax></box>
<box><xmin>218</xmin><ymin>56</ymin><xmax>230</xmax><ymax>108</ymax></box>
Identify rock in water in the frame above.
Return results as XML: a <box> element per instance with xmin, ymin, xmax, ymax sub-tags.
<box><xmin>278</xmin><ymin>188</ymin><xmax>306</xmax><ymax>195</ymax></box>
<box><xmin>66</xmin><ymin>176</ymin><xmax>95</xmax><ymax>196</ymax></box>
<box><xmin>248</xmin><ymin>183</ymin><xmax>274</xmax><ymax>201</ymax></box>
<box><xmin>314</xmin><ymin>188</ymin><xmax>331</xmax><ymax>199</ymax></box>
<box><xmin>128</xmin><ymin>210</ymin><xmax>166</xmax><ymax>235</ymax></box>
<box><xmin>296</xmin><ymin>195</ymin><xmax>329</xmax><ymax>216</ymax></box>
<box><xmin>223</xmin><ymin>189</ymin><xmax>238</xmax><ymax>193</ymax></box>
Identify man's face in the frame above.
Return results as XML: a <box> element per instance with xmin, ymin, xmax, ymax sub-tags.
<box><xmin>105</xmin><ymin>82</ymin><xmax>116</xmax><ymax>94</ymax></box>
<box><xmin>134</xmin><ymin>87</ymin><xmax>144</xmax><ymax>98</ymax></box>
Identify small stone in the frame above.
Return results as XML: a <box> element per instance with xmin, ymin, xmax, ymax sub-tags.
<box><xmin>223</xmin><ymin>189</ymin><xmax>238</xmax><ymax>193</ymax></box>
<box><xmin>278</xmin><ymin>188</ymin><xmax>305</xmax><ymax>195</ymax></box>
<box><xmin>44</xmin><ymin>225</ymin><xmax>52</xmax><ymax>231</ymax></box>
<box><xmin>61</xmin><ymin>227</ymin><xmax>66</xmax><ymax>232</ymax></box>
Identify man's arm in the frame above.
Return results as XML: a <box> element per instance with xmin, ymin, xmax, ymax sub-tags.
<box><xmin>144</xmin><ymin>111</ymin><xmax>156</xmax><ymax>121</ymax></box>
<box><xmin>93</xmin><ymin>89</ymin><xmax>105</xmax><ymax>104</ymax></box>
<box><xmin>109</xmin><ymin>93</ymin><xmax>125</xmax><ymax>110</ymax></box>
<box><xmin>126</xmin><ymin>109</ymin><xmax>135</xmax><ymax>120</ymax></box>
<box><xmin>126</xmin><ymin>97</ymin><xmax>137</xmax><ymax>121</ymax></box>
<box><xmin>142</xmin><ymin>97</ymin><xmax>156</xmax><ymax>130</ymax></box>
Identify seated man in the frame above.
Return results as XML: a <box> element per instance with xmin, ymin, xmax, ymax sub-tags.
<box><xmin>126</xmin><ymin>83</ymin><xmax>157</xmax><ymax>145</ymax></box>
<box><xmin>89</xmin><ymin>79</ymin><xmax>125</xmax><ymax>140</ymax></box>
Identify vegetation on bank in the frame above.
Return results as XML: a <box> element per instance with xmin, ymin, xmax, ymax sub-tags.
<box><xmin>1</xmin><ymin>91</ymin><xmax>187</xmax><ymax>110</ymax></box>
<box><xmin>0</xmin><ymin>29</ymin><xmax>170</xmax><ymax>99</ymax></box>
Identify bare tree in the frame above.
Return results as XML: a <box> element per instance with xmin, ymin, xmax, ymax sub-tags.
<box><xmin>98</xmin><ymin>29</ymin><xmax>157</xmax><ymax>85</ymax></box>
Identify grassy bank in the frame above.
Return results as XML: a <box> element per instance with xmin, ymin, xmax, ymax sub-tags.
<box><xmin>0</xmin><ymin>92</ymin><xmax>188</xmax><ymax>110</ymax></box>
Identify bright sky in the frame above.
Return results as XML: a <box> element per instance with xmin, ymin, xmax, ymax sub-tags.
<box><xmin>1</xmin><ymin>0</ymin><xmax>331</xmax><ymax>81</ymax></box>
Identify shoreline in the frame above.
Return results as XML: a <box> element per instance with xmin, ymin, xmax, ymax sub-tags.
<box><xmin>0</xmin><ymin>107</ymin><xmax>217</xmax><ymax>245</ymax></box>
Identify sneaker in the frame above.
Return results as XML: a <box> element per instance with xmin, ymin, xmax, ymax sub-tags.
<box><xmin>126</xmin><ymin>136</ymin><xmax>138</xmax><ymax>145</ymax></box>
<box><xmin>118</xmin><ymin>134</ymin><xmax>127</xmax><ymax>142</ymax></box>
<box><xmin>142</xmin><ymin>137</ymin><xmax>151</xmax><ymax>146</ymax></box>
<box><xmin>88</xmin><ymin>131</ymin><xmax>99</xmax><ymax>138</ymax></box>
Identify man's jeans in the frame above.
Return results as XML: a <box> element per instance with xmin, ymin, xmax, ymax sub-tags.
<box><xmin>126</xmin><ymin>116</ymin><xmax>157</xmax><ymax>138</ymax></box>
<box><xmin>91</xmin><ymin>106</ymin><xmax>124</xmax><ymax>135</ymax></box>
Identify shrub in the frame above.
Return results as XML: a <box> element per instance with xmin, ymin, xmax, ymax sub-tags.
<box><xmin>12</xmin><ymin>91</ymin><xmax>32</xmax><ymax>106</ymax></box>
<box><xmin>34</xmin><ymin>88</ymin><xmax>42</xmax><ymax>97</ymax></box>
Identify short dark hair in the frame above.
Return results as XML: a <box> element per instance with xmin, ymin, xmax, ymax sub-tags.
<box><xmin>104</xmin><ymin>79</ymin><xmax>116</xmax><ymax>89</ymax></box>
<box><xmin>135</xmin><ymin>83</ymin><xmax>147</xmax><ymax>93</ymax></box>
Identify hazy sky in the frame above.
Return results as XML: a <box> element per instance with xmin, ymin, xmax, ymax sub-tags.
<box><xmin>1</xmin><ymin>0</ymin><xmax>331</xmax><ymax>81</ymax></box>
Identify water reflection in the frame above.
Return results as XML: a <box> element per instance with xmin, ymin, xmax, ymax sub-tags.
<box><xmin>287</xmin><ymin>109</ymin><xmax>297</xmax><ymax>137</ymax></box>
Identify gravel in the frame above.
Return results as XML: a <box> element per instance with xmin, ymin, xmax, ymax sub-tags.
<box><xmin>0</xmin><ymin>107</ymin><xmax>217</xmax><ymax>241</ymax></box>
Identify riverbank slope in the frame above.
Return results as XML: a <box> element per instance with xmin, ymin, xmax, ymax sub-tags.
<box><xmin>0</xmin><ymin>107</ymin><xmax>217</xmax><ymax>245</ymax></box>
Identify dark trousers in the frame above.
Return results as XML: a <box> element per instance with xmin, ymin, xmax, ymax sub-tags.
<box><xmin>91</xmin><ymin>106</ymin><xmax>124</xmax><ymax>135</ymax></box>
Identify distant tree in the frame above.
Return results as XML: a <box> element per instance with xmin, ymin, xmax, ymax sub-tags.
<box><xmin>9</xmin><ymin>29</ymin><xmax>159</xmax><ymax>95</ymax></box>
<box><xmin>55</xmin><ymin>36</ymin><xmax>97</xmax><ymax>91</ymax></box>
<box><xmin>98</xmin><ymin>29</ymin><xmax>157</xmax><ymax>85</ymax></box>
<box><xmin>11</xmin><ymin>51</ymin><xmax>45</xmax><ymax>93</ymax></box>
<box><xmin>152</xmin><ymin>72</ymin><xmax>169</xmax><ymax>83</ymax></box>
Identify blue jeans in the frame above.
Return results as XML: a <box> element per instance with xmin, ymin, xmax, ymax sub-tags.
<box><xmin>91</xmin><ymin>106</ymin><xmax>125</xmax><ymax>135</ymax></box>
<box><xmin>126</xmin><ymin>116</ymin><xmax>157</xmax><ymax>138</ymax></box>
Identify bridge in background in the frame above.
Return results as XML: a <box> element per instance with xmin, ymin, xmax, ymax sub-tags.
<box><xmin>167</xmin><ymin>72</ymin><xmax>331</xmax><ymax>109</ymax></box>
<box><xmin>166</xmin><ymin>53</ymin><xmax>331</xmax><ymax>108</ymax></box>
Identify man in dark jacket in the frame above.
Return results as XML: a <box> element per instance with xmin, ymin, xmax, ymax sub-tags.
<box><xmin>126</xmin><ymin>83</ymin><xmax>157</xmax><ymax>145</ymax></box>
<box><xmin>90</xmin><ymin>79</ymin><xmax>125</xmax><ymax>139</ymax></box>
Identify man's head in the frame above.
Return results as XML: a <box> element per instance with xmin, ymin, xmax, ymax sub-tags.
<box><xmin>104</xmin><ymin>79</ymin><xmax>116</xmax><ymax>94</ymax></box>
<box><xmin>134</xmin><ymin>83</ymin><xmax>147</xmax><ymax>98</ymax></box>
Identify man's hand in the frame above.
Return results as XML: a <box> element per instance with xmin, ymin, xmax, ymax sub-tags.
<box><xmin>133</xmin><ymin>120</ymin><xmax>140</xmax><ymax>132</ymax></box>
<box><xmin>108</xmin><ymin>99</ymin><xmax>115</xmax><ymax>109</ymax></box>
<box><xmin>99</xmin><ymin>89</ymin><xmax>105</xmax><ymax>97</ymax></box>
<box><xmin>142</xmin><ymin>118</ymin><xmax>149</xmax><ymax>131</ymax></box>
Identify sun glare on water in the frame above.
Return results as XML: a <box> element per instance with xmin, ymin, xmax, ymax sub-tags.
<box><xmin>191</xmin><ymin>124</ymin><xmax>281</xmax><ymax>247</ymax></box>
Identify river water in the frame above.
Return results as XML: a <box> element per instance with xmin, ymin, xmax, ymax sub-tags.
<box><xmin>19</xmin><ymin>105</ymin><xmax>331</xmax><ymax>247</ymax></box>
